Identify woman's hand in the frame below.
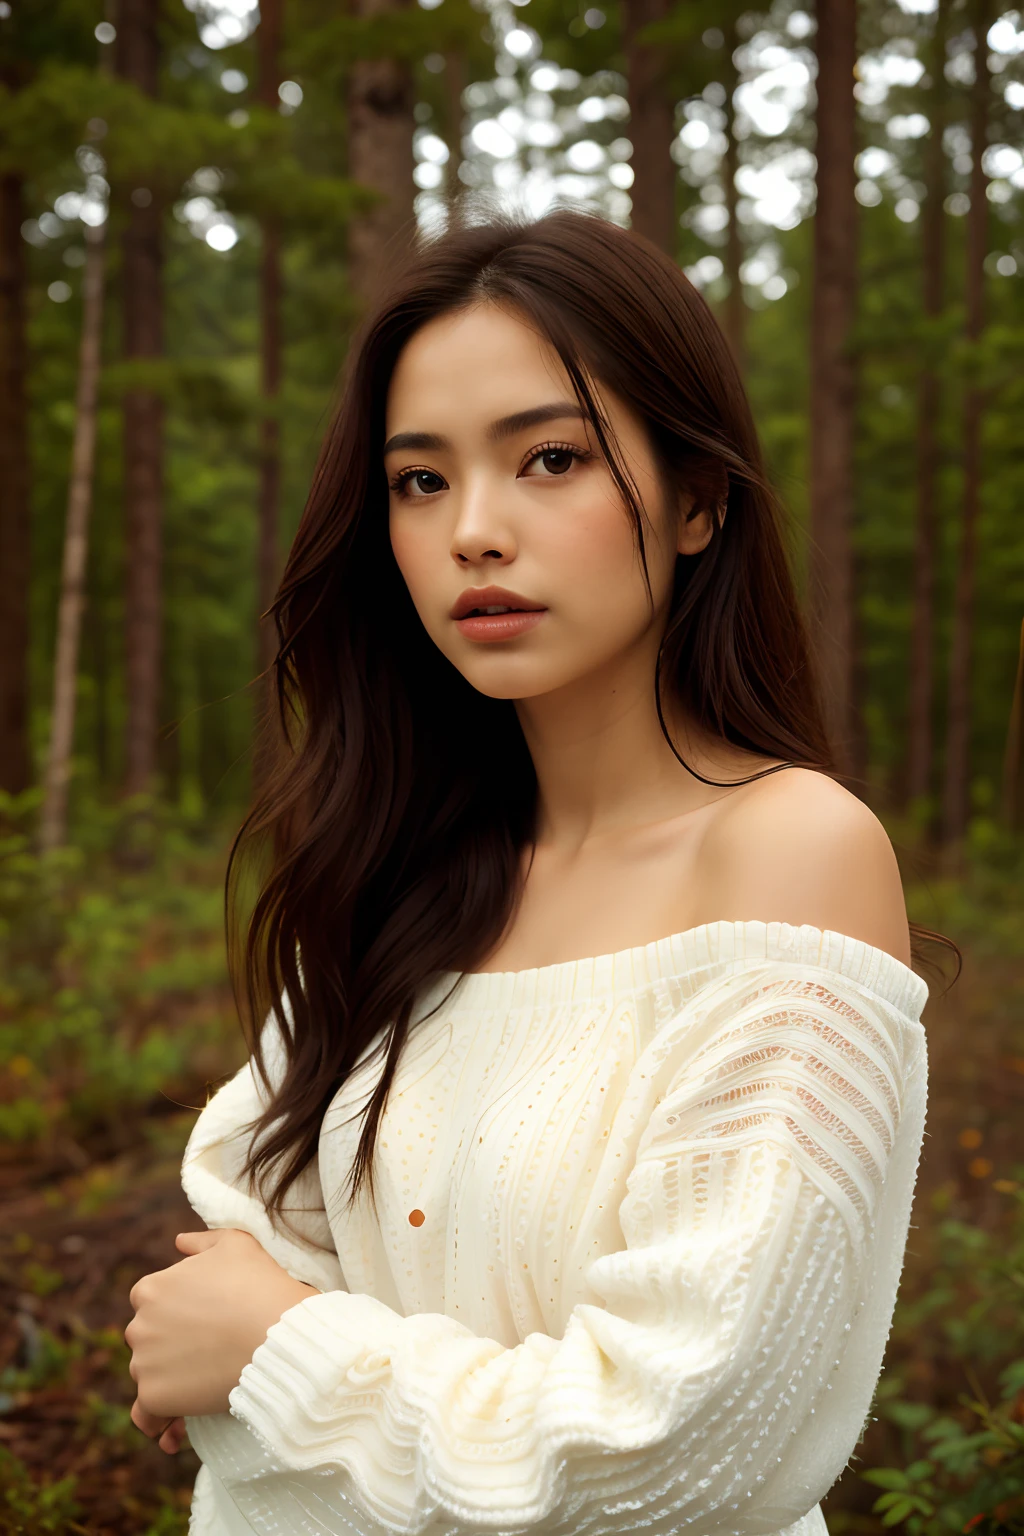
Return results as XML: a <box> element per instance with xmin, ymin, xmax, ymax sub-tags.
<box><xmin>130</xmin><ymin>1402</ymin><xmax>187</xmax><ymax>1456</ymax></box>
<box><xmin>125</xmin><ymin>1227</ymin><xmax>320</xmax><ymax>1425</ymax></box>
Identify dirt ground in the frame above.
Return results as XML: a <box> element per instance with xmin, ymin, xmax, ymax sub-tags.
<box><xmin>2</xmin><ymin>936</ymin><xmax>1022</xmax><ymax>1535</ymax></box>
<box><xmin>0</xmin><ymin>1130</ymin><xmax>208</xmax><ymax>1534</ymax></box>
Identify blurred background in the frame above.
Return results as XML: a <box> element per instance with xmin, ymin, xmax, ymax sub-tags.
<box><xmin>1</xmin><ymin>0</ymin><xmax>1023</xmax><ymax>1530</ymax></box>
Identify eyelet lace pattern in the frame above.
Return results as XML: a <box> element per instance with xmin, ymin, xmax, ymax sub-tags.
<box><xmin>181</xmin><ymin>921</ymin><xmax>928</xmax><ymax>1536</ymax></box>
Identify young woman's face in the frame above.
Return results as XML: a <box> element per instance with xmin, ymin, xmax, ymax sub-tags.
<box><xmin>385</xmin><ymin>302</ymin><xmax>713</xmax><ymax>702</ymax></box>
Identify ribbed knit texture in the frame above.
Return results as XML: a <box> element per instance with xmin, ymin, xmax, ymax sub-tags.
<box><xmin>181</xmin><ymin>920</ymin><xmax>929</xmax><ymax>1536</ymax></box>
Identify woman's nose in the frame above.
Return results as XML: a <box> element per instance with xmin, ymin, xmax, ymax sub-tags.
<box><xmin>449</xmin><ymin>485</ymin><xmax>517</xmax><ymax>566</ymax></box>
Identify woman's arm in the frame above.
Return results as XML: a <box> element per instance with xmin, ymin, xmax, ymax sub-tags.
<box><xmin>184</xmin><ymin>950</ymin><xmax>927</xmax><ymax>1536</ymax></box>
<box><xmin>178</xmin><ymin>1002</ymin><xmax>347</xmax><ymax>1295</ymax></box>
<box><xmin>127</xmin><ymin>998</ymin><xmax>346</xmax><ymax>1455</ymax></box>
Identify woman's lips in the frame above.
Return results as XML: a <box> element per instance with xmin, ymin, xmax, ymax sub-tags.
<box><xmin>454</xmin><ymin>610</ymin><xmax>547</xmax><ymax>642</ymax></box>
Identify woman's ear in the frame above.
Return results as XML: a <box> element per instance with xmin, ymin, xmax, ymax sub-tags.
<box><xmin>675</xmin><ymin>474</ymin><xmax>727</xmax><ymax>557</ymax></box>
<box><xmin>677</xmin><ymin>501</ymin><xmax>713</xmax><ymax>556</ymax></box>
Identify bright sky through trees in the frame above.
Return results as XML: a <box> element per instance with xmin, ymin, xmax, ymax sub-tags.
<box><xmin>28</xmin><ymin>0</ymin><xmax>1024</xmax><ymax>301</ymax></box>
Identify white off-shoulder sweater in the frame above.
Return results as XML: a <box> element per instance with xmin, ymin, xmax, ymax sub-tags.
<box><xmin>180</xmin><ymin>920</ymin><xmax>929</xmax><ymax>1536</ymax></box>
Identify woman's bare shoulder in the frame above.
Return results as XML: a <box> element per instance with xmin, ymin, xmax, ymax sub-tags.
<box><xmin>696</xmin><ymin>766</ymin><xmax>912</xmax><ymax>967</ymax></box>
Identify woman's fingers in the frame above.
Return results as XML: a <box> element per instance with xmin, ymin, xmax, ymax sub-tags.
<box><xmin>158</xmin><ymin>1416</ymin><xmax>187</xmax><ymax>1455</ymax></box>
<box><xmin>131</xmin><ymin>1397</ymin><xmax>187</xmax><ymax>1454</ymax></box>
<box><xmin>174</xmin><ymin>1228</ymin><xmax>221</xmax><ymax>1255</ymax></box>
<box><xmin>131</xmin><ymin>1398</ymin><xmax>167</xmax><ymax>1436</ymax></box>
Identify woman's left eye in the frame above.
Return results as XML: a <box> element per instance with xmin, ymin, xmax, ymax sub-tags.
<box><xmin>519</xmin><ymin>444</ymin><xmax>589</xmax><ymax>478</ymax></box>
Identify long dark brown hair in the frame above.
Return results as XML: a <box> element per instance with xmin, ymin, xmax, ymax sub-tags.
<box><xmin>227</xmin><ymin>205</ymin><xmax>957</xmax><ymax>1234</ymax></box>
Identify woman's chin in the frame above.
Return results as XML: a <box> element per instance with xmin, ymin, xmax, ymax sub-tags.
<box><xmin>461</xmin><ymin>674</ymin><xmax>557</xmax><ymax>703</ymax></box>
<box><xmin>455</xmin><ymin>664</ymin><xmax>588</xmax><ymax>705</ymax></box>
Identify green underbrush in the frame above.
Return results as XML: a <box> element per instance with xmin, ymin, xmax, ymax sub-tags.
<box><xmin>858</xmin><ymin>1185</ymin><xmax>1024</xmax><ymax>1536</ymax></box>
<box><xmin>0</xmin><ymin>791</ymin><xmax>239</xmax><ymax>1175</ymax></box>
<box><xmin>2</xmin><ymin>795</ymin><xmax>1023</xmax><ymax>1532</ymax></box>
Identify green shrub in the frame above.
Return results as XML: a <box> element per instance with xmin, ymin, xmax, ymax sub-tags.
<box><xmin>0</xmin><ymin>793</ymin><xmax>236</xmax><ymax>1158</ymax></box>
<box><xmin>861</xmin><ymin>1185</ymin><xmax>1024</xmax><ymax>1535</ymax></box>
<box><xmin>0</xmin><ymin>1448</ymin><xmax>81</xmax><ymax>1536</ymax></box>
<box><xmin>0</xmin><ymin>1323</ymin><xmax>85</xmax><ymax>1396</ymax></box>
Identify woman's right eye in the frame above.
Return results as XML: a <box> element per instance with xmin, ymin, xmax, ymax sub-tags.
<box><xmin>391</xmin><ymin>468</ymin><xmax>447</xmax><ymax>498</ymax></box>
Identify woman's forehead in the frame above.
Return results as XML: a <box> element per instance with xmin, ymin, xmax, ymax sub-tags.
<box><xmin>384</xmin><ymin>306</ymin><xmax>630</xmax><ymax>449</ymax></box>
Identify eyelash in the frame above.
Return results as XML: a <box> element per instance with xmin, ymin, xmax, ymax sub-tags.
<box><xmin>388</xmin><ymin>440</ymin><xmax>594</xmax><ymax>497</ymax></box>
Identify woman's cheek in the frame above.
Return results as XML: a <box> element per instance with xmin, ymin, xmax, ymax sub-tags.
<box><xmin>390</xmin><ymin>521</ymin><xmax>437</xmax><ymax>623</ymax></box>
<box><xmin>553</xmin><ymin>506</ymin><xmax>649</xmax><ymax>620</ymax></box>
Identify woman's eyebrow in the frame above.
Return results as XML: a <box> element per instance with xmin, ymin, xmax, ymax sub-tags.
<box><xmin>382</xmin><ymin>402</ymin><xmax>588</xmax><ymax>459</ymax></box>
<box><xmin>487</xmin><ymin>402</ymin><xmax>588</xmax><ymax>441</ymax></box>
<box><xmin>383</xmin><ymin>430</ymin><xmax>447</xmax><ymax>455</ymax></box>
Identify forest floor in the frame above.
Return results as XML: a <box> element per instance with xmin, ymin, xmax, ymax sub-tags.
<box><xmin>0</xmin><ymin>996</ymin><xmax>225</xmax><ymax>1535</ymax></box>
<box><xmin>2</xmin><ymin>882</ymin><xmax>1023</xmax><ymax>1535</ymax></box>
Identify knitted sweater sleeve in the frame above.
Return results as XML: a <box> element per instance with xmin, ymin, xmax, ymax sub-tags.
<box><xmin>180</xmin><ymin>1007</ymin><xmax>345</xmax><ymax>1295</ymax></box>
<box><xmin>186</xmin><ymin>958</ymin><xmax>928</xmax><ymax>1536</ymax></box>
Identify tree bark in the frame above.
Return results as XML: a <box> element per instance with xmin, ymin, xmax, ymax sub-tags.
<box><xmin>444</xmin><ymin>48</ymin><xmax>465</xmax><ymax>193</ymax></box>
<box><xmin>906</xmin><ymin>0</ymin><xmax>948</xmax><ymax>822</ymax></box>
<box><xmin>347</xmin><ymin>0</ymin><xmax>416</xmax><ymax>304</ymax></box>
<box><xmin>721</xmin><ymin>19</ymin><xmax>744</xmax><ymax>369</ymax></box>
<box><xmin>622</xmin><ymin>0</ymin><xmax>675</xmax><ymax>253</ymax></box>
<box><xmin>941</xmin><ymin>0</ymin><xmax>990</xmax><ymax>853</ymax></box>
<box><xmin>1002</xmin><ymin>618</ymin><xmax>1024</xmax><ymax>832</ymax></box>
<box><xmin>39</xmin><ymin>226</ymin><xmax>107</xmax><ymax>853</ymax></box>
<box><xmin>254</xmin><ymin>0</ymin><xmax>284</xmax><ymax>789</ymax></box>
<box><xmin>0</xmin><ymin>173</ymin><xmax>32</xmax><ymax>796</ymax></box>
<box><xmin>808</xmin><ymin>0</ymin><xmax>859</xmax><ymax>784</ymax></box>
<box><xmin>116</xmin><ymin>0</ymin><xmax>164</xmax><ymax>805</ymax></box>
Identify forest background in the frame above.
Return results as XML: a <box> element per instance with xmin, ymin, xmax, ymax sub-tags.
<box><xmin>1</xmin><ymin>0</ymin><xmax>1023</xmax><ymax>1530</ymax></box>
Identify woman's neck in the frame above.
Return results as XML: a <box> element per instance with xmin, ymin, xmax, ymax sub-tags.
<box><xmin>514</xmin><ymin>652</ymin><xmax>751</xmax><ymax>853</ymax></box>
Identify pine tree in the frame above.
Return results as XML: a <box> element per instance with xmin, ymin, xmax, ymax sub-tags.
<box><xmin>942</xmin><ymin>0</ymin><xmax>993</xmax><ymax>853</ymax></box>
<box><xmin>622</xmin><ymin>0</ymin><xmax>675</xmax><ymax>252</ymax></box>
<box><xmin>115</xmin><ymin>0</ymin><xmax>165</xmax><ymax>813</ymax></box>
<box><xmin>809</xmin><ymin>0</ymin><xmax>859</xmax><ymax>781</ymax></box>
<box><xmin>632</xmin><ymin>0</ymin><xmax>751</xmax><ymax>355</ymax></box>
<box><xmin>0</xmin><ymin>1</ymin><xmax>114</xmax><ymax>799</ymax></box>
<box><xmin>347</xmin><ymin>0</ymin><xmax>416</xmax><ymax>300</ymax></box>
<box><xmin>254</xmin><ymin>0</ymin><xmax>284</xmax><ymax>791</ymax></box>
<box><xmin>39</xmin><ymin>219</ymin><xmax>106</xmax><ymax>852</ymax></box>
<box><xmin>907</xmin><ymin>0</ymin><xmax>949</xmax><ymax>824</ymax></box>
<box><xmin>0</xmin><ymin>163</ymin><xmax>31</xmax><ymax>796</ymax></box>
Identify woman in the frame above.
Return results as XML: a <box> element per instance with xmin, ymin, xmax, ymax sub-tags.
<box><xmin>125</xmin><ymin>208</ymin><xmax>945</xmax><ymax>1536</ymax></box>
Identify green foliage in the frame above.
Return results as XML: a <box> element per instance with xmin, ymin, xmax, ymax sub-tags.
<box><xmin>0</xmin><ymin>64</ymin><xmax>236</xmax><ymax>195</ymax></box>
<box><xmin>903</xmin><ymin>825</ymin><xmax>1024</xmax><ymax>958</ymax></box>
<box><xmin>0</xmin><ymin>1315</ymin><xmax>130</xmax><ymax>1406</ymax></box>
<box><xmin>0</xmin><ymin>1324</ymin><xmax>85</xmax><ymax>1396</ymax></box>
<box><xmin>0</xmin><ymin>1445</ymin><xmax>189</xmax><ymax>1536</ymax></box>
<box><xmin>11</xmin><ymin>4</ymin><xmax>360</xmax><ymax>810</ymax></box>
<box><xmin>861</xmin><ymin>1188</ymin><xmax>1024</xmax><ymax>1535</ymax></box>
<box><xmin>5</xmin><ymin>6</ymin><xmax>1024</xmax><ymax>1535</ymax></box>
<box><xmin>289</xmin><ymin>5</ymin><xmax>488</xmax><ymax>69</ymax></box>
<box><xmin>98</xmin><ymin>358</ymin><xmax>251</xmax><ymax>426</ymax></box>
<box><xmin>0</xmin><ymin>791</ymin><xmax>234</xmax><ymax>1157</ymax></box>
<box><xmin>0</xmin><ymin>1450</ymin><xmax>82</xmax><ymax>1536</ymax></box>
<box><xmin>139</xmin><ymin>1492</ymin><xmax>192</xmax><ymax>1536</ymax></box>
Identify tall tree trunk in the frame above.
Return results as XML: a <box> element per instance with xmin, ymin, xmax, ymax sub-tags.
<box><xmin>0</xmin><ymin>172</ymin><xmax>32</xmax><ymax>796</ymax></box>
<box><xmin>808</xmin><ymin>0</ymin><xmax>859</xmax><ymax>784</ymax></box>
<box><xmin>907</xmin><ymin>0</ymin><xmax>948</xmax><ymax>824</ymax></box>
<box><xmin>116</xmin><ymin>0</ymin><xmax>164</xmax><ymax>806</ymax></box>
<box><xmin>347</xmin><ymin>0</ymin><xmax>416</xmax><ymax>303</ymax></box>
<box><xmin>942</xmin><ymin>0</ymin><xmax>991</xmax><ymax>854</ymax></box>
<box><xmin>444</xmin><ymin>48</ymin><xmax>464</xmax><ymax>193</ymax></box>
<box><xmin>623</xmin><ymin>0</ymin><xmax>675</xmax><ymax>253</ymax></box>
<box><xmin>721</xmin><ymin>18</ymin><xmax>744</xmax><ymax>369</ymax></box>
<box><xmin>39</xmin><ymin>226</ymin><xmax>107</xmax><ymax>853</ymax></box>
<box><xmin>90</xmin><ymin>566</ymin><xmax>110</xmax><ymax>783</ymax></box>
<box><xmin>1002</xmin><ymin>617</ymin><xmax>1024</xmax><ymax>832</ymax></box>
<box><xmin>255</xmin><ymin>0</ymin><xmax>284</xmax><ymax>789</ymax></box>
